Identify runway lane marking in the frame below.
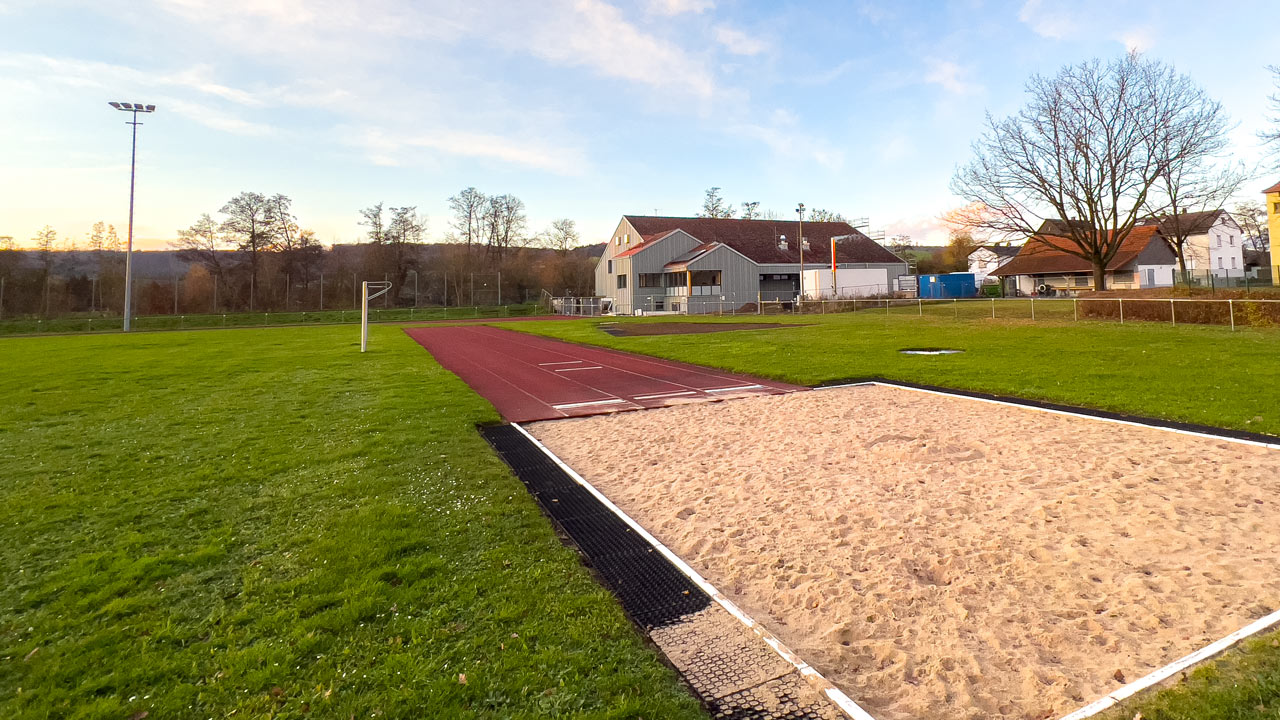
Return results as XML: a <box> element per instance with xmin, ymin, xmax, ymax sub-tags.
<box><xmin>551</xmin><ymin>398</ymin><xmax>627</xmax><ymax>410</ymax></box>
<box><xmin>632</xmin><ymin>390</ymin><xmax>698</xmax><ymax>400</ymax></box>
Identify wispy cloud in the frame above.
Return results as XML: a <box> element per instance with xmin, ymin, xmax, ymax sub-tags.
<box><xmin>729</xmin><ymin>110</ymin><xmax>844</xmax><ymax>170</ymax></box>
<box><xmin>714</xmin><ymin>26</ymin><xmax>769</xmax><ymax>56</ymax></box>
<box><xmin>357</xmin><ymin>128</ymin><xmax>588</xmax><ymax>176</ymax></box>
<box><xmin>924</xmin><ymin>59</ymin><xmax>981</xmax><ymax>96</ymax></box>
<box><xmin>645</xmin><ymin>0</ymin><xmax>713</xmax><ymax>16</ymax></box>
<box><xmin>166</xmin><ymin>99</ymin><xmax>273</xmax><ymax>135</ymax></box>
<box><xmin>1017</xmin><ymin>0</ymin><xmax>1078</xmax><ymax>39</ymax></box>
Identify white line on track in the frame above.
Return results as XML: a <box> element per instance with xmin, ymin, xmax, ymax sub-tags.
<box><xmin>704</xmin><ymin>384</ymin><xmax>764</xmax><ymax>393</ymax></box>
<box><xmin>554</xmin><ymin>366</ymin><xmax>603</xmax><ymax>372</ymax></box>
<box><xmin>538</xmin><ymin>360</ymin><xmax>582</xmax><ymax>366</ymax></box>
<box><xmin>550</xmin><ymin>398</ymin><xmax>627</xmax><ymax>410</ymax></box>
<box><xmin>632</xmin><ymin>390</ymin><xmax>698</xmax><ymax>400</ymax></box>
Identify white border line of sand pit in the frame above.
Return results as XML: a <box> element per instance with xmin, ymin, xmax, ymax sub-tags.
<box><xmin>816</xmin><ymin>381</ymin><xmax>1280</xmax><ymax>452</ymax></box>
<box><xmin>551</xmin><ymin>398</ymin><xmax>627</xmax><ymax>410</ymax></box>
<box><xmin>510</xmin><ymin>422</ymin><xmax>877</xmax><ymax>720</ymax></box>
<box><xmin>1058</xmin><ymin>608</ymin><xmax>1280</xmax><ymax>720</ymax></box>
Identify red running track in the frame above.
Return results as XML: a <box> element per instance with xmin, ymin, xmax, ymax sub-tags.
<box><xmin>405</xmin><ymin>325</ymin><xmax>803</xmax><ymax>422</ymax></box>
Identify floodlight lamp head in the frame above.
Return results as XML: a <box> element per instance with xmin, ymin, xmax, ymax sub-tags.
<box><xmin>108</xmin><ymin>101</ymin><xmax>123</xmax><ymax>109</ymax></box>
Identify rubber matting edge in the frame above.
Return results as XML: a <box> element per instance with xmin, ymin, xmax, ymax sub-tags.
<box><xmin>480</xmin><ymin>423</ymin><xmax>849</xmax><ymax>720</ymax></box>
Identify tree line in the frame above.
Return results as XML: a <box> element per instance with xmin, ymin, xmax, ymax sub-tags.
<box><xmin>0</xmin><ymin>189</ymin><xmax>598</xmax><ymax>320</ymax></box>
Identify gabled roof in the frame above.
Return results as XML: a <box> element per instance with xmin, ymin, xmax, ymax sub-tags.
<box><xmin>970</xmin><ymin>244</ymin><xmax>1022</xmax><ymax>259</ymax></box>
<box><xmin>1263</xmin><ymin>180</ymin><xmax>1280</xmax><ymax>194</ymax></box>
<box><xmin>622</xmin><ymin>216</ymin><xmax>902</xmax><ymax>265</ymax></box>
<box><xmin>992</xmin><ymin>225</ymin><xmax>1167</xmax><ymax>276</ymax></box>
<box><xmin>614</xmin><ymin>230</ymin><xmax>680</xmax><ymax>258</ymax></box>
<box><xmin>1140</xmin><ymin>209</ymin><xmax>1226</xmax><ymax>237</ymax></box>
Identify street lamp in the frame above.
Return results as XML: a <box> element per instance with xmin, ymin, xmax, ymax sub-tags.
<box><xmin>795</xmin><ymin>203</ymin><xmax>805</xmax><ymax>300</ymax></box>
<box><xmin>108</xmin><ymin>101</ymin><xmax>157</xmax><ymax>332</ymax></box>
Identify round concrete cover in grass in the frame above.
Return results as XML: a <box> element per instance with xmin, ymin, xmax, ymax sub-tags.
<box><xmin>899</xmin><ymin>348</ymin><xmax>964</xmax><ymax>355</ymax></box>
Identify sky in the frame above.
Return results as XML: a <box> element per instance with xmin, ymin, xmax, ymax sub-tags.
<box><xmin>0</xmin><ymin>0</ymin><xmax>1275</xmax><ymax>250</ymax></box>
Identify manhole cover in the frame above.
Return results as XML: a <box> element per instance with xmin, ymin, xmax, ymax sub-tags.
<box><xmin>899</xmin><ymin>348</ymin><xmax>964</xmax><ymax>355</ymax></box>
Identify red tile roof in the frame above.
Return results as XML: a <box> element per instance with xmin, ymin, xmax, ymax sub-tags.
<box><xmin>992</xmin><ymin>225</ymin><xmax>1166</xmax><ymax>276</ymax></box>
<box><xmin>1264</xmin><ymin>180</ymin><xmax>1280</xmax><ymax>194</ymax></box>
<box><xmin>622</xmin><ymin>216</ymin><xmax>902</xmax><ymax>265</ymax></box>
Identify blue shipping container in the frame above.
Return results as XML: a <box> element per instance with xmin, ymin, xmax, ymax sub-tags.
<box><xmin>918</xmin><ymin>273</ymin><xmax>977</xmax><ymax>299</ymax></box>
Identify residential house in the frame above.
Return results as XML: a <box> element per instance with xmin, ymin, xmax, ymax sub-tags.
<box><xmin>1140</xmin><ymin>209</ymin><xmax>1244</xmax><ymax>277</ymax></box>
<box><xmin>1266</xmin><ymin>180</ymin><xmax>1280</xmax><ymax>277</ymax></box>
<box><xmin>991</xmin><ymin>222</ymin><xmax>1177</xmax><ymax>294</ymax></box>
<box><xmin>595</xmin><ymin>216</ymin><xmax>908</xmax><ymax>314</ymax></box>
<box><xmin>967</xmin><ymin>244</ymin><xmax>1021</xmax><ymax>285</ymax></box>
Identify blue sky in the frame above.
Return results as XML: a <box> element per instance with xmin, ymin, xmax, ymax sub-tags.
<box><xmin>0</xmin><ymin>0</ymin><xmax>1274</xmax><ymax>249</ymax></box>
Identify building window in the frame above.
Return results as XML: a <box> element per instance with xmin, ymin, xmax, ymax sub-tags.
<box><xmin>638</xmin><ymin>273</ymin><xmax>663</xmax><ymax>288</ymax></box>
<box><xmin>1218</xmin><ymin>257</ymin><xmax>1224</xmax><ymax>269</ymax></box>
<box><xmin>664</xmin><ymin>271</ymin><xmax>689</xmax><ymax>295</ymax></box>
<box><xmin>607</xmin><ymin>260</ymin><xmax>613</xmax><ymax>273</ymax></box>
<box><xmin>1216</xmin><ymin>235</ymin><xmax>1222</xmax><ymax>247</ymax></box>
<box><xmin>1231</xmin><ymin>257</ymin><xmax>1237</xmax><ymax>269</ymax></box>
<box><xmin>1228</xmin><ymin>235</ymin><xmax>1234</xmax><ymax>247</ymax></box>
<box><xmin>616</xmin><ymin>274</ymin><xmax>627</xmax><ymax>289</ymax></box>
<box><xmin>1073</xmin><ymin>275</ymin><xmax>1088</xmax><ymax>287</ymax></box>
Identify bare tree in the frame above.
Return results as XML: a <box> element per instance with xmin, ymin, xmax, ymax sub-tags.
<box><xmin>952</xmin><ymin>53</ymin><xmax>1233</xmax><ymax>290</ymax></box>
<box><xmin>1263</xmin><ymin>65</ymin><xmax>1280</xmax><ymax>164</ymax></box>
<box><xmin>88</xmin><ymin>222</ymin><xmax>106</xmax><ymax>252</ymax></box>
<box><xmin>699</xmin><ymin>187</ymin><xmax>735</xmax><ymax>218</ymax></box>
<box><xmin>1145</xmin><ymin>158</ymin><xmax>1245</xmax><ymax>276</ymax></box>
<box><xmin>807</xmin><ymin>208</ymin><xmax>848</xmax><ymax>223</ymax></box>
<box><xmin>387</xmin><ymin>206</ymin><xmax>426</xmax><ymax>291</ymax></box>
<box><xmin>740</xmin><ymin>201</ymin><xmax>761</xmax><ymax>220</ymax></box>
<box><xmin>481</xmin><ymin>194</ymin><xmax>527</xmax><ymax>264</ymax></box>
<box><xmin>359</xmin><ymin>203</ymin><xmax>386</xmax><ymax>244</ymax></box>
<box><xmin>172</xmin><ymin>214</ymin><xmax>230</xmax><ymax>295</ymax></box>
<box><xmin>448</xmin><ymin>187</ymin><xmax>486</xmax><ymax>259</ymax></box>
<box><xmin>542</xmin><ymin>218</ymin><xmax>580</xmax><ymax>254</ymax></box>
<box><xmin>1233</xmin><ymin>200</ymin><xmax>1270</xmax><ymax>252</ymax></box>
<box><xmin>219</xmin><ymin>191</ymin><xmax>279</xmax><ymax>307</ymax></box>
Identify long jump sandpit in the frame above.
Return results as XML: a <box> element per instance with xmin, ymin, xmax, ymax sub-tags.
<box><xmin>527</xmin><ymin>384</ymin><xmax>1280</xmax><ymax>720</ymax></box>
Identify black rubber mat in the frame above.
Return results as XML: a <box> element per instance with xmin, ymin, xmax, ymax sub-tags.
<box><xmin>481</xmin><ymin>424</ymin><xmax>713</xmax><ymax>629</ymax></box>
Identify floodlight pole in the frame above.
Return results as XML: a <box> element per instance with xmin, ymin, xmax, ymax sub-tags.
<box><xmin>109</xmin><ymin>101</ymin><xmax>156</xmax><ymax>332</ymax></box>
<box><xmin>796</xmin><ymin>204</ymin><xmax>805</xmax><ymax>300</ymax></box>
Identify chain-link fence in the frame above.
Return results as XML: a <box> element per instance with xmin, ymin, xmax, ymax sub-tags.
<box><xmin>0</xmin><ymin>303</ymin><xmax>548</xmax><ymax>336</ymax></box>
<box><xmin>749</xmin><ymin>296</ymin><xmax>1280</xmax><ymax>329</ymax></box>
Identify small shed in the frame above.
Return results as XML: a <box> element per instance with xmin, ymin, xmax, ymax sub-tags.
<box><xmin>918</xmin><ymin>273</ymin><xmax>977</xmax><ymax>299</ymax></box>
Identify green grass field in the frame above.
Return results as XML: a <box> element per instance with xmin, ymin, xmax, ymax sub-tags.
<box><xmin>0</xmin><ymin>326</ymin><xmax>702</xmax><ymax>720</ymax></box>
<box><xmin>520</xmin><ymin>312</ymin><xmax>1280</xmax><ymax>436</ymax></box>
<box><xmin>3</xmin><ymin>314</ymin><xmax>1278</xmax><ymax>720</ymax></box>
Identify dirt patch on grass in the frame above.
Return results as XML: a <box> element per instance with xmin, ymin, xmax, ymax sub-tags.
<box><xmin>600</xmin><ymin>322</ymin><xmax>809</xmax><ymax>336</ymax></box>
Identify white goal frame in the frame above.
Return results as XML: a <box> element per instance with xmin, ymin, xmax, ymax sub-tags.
<box><xmin>360</xmin><ymin>281</ymin><xmax>393</xmax><ymax>352</ymax></box>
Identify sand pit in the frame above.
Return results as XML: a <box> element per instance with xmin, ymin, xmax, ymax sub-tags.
<box><xmin>528</xmin><ymin>385</ymin><xmax>1280</xmax><ymax>720</ymax></box>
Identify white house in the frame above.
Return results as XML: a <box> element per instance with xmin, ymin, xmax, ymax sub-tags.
<box><xmin>967</xmin><ymin>244</ymin><xmax>1021</xmax><ymax>285</ymax></box>
<box><xmin>1142</xmin><ymin>210</ymin><xmax>1245</xmax><ymax>277</ymax></box>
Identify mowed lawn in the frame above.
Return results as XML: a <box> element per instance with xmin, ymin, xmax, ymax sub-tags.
<box><xmin>0</xmin><ymin>326</ymin><xmax>704</xmax><ymax>720</ymax></box>
<box><xmin>519</xmin><ymin>313</ymin><xmax>1280</xmax><ymax>436</ymax></box>
<box><xmin>518</xmin><ymin>312</ymin><xmax>1280</xmax><ymax>719</ymax></box>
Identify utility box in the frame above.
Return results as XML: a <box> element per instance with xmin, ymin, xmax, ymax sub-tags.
<box><xmin>801</xmin><ymin>268</ymin><xmax>893</xmax><ymax>299</ymax></box>
<box><xmin>918</xmin><ymin>273</ymin><xmax>978</xmax><ymax>299</ymax></box>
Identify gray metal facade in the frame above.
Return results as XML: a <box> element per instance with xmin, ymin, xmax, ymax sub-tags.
<box><xmin>596</xmin><ymin>217</ymin><xmax>908</xmax><ymax>314</ymax></box>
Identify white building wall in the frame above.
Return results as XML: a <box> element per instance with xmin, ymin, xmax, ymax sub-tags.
<box><xmin>801</xmin><ymin>268</ymin><xmax>892</xmax><ymax>299</ymax></box>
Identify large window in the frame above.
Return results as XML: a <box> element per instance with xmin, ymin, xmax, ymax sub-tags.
<box><xmin>607</xmin><ymin>260</ymin><xmax>613</xmax><ymax>273</ymax></box>
<box><xmin>616</xmin><ymin>274</ymin><xmax>627</xmax><ymax>289</ymax></box>
<box><xmin>664</xmin><ymin>271</ymin><xmax>688</xmax><ymax>295</ymax></box>
<box><xmin>638</xmin><ymin>273</ymin><xmax>663</xmax><ymax>288</ymax></box>
<box><xmin>690</xmin><ymin>270</ymin><xmax>722</xmax><ymax>296</ymax></box>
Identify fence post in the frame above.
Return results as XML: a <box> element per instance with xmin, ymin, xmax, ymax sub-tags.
<box><xmin>1229</xmin><ymin>299</ymin><xmax>1235</xmax><ymax>331</ymax></box>
<box><xmin>1119</xmin><ymin>298</ymin><xmax>1124</xmax><ymax>324</ymax></box>
<box><xmin>885</xmin><ymin>299</ymin><xmax>890</xmax><ymax>316</ymax></box>
<box><xmin>1031</xmin><ymin>297</ymin><xmax>1035</xmax><ymax>321</ymax></box>
<box><xmin>1170</xmin><ymin>299</ymin><xmax>1175</xmax><ymax>327</ymax></box>
<box><xmin>991</xmin><ymin>297</ymin><xmax>995</xmax><ymax>319</ymax></box>
<box><xmin>953</xmin><ymin>298</ymin><xmax>958</xmax><ymax>319</ymax></box>
<box><xmin>918</xmin><ymin>298</ymin><xmax>923</xmax><ymax>316</ymax></box>
<box><xmin>1073</xmin><ymin>298</ymin><xmax>1078</xmax><ymax>321</ymax></box>
<box><xmin>757</xmin><ymin>292</ymin><xmax>762</xmax><ymax>315</ymax></box>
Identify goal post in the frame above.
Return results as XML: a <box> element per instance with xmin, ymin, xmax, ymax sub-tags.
<box><xmin>360</xmin><ymin>280</ymin><xmax>393</xmax><ymax>352</ymax></box>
